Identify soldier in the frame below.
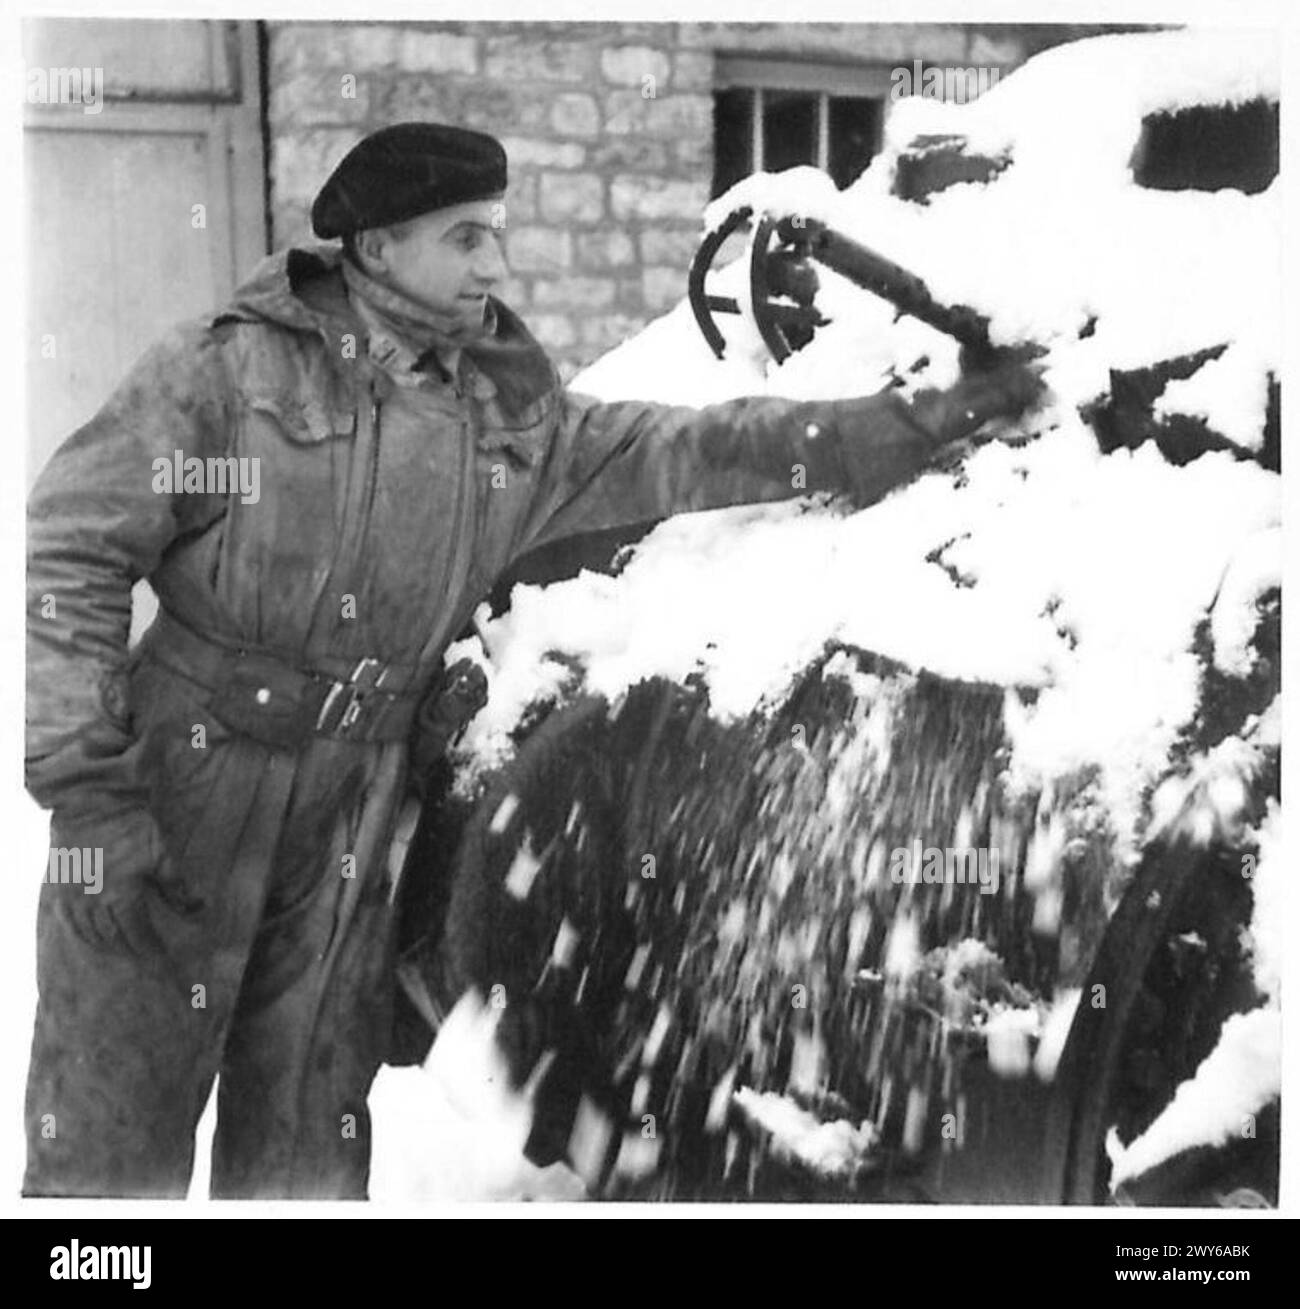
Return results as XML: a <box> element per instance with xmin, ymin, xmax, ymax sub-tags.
<box><xmin>25</xmin><ymin>122</ymin><xmax>1041</xmax><ymax>1198</ymax></box>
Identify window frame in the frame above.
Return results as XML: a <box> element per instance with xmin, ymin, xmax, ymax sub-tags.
<box><xmin>714</xmin><ymin>55</ymin><xmax>895</xmax><ymax>179</ymax></box>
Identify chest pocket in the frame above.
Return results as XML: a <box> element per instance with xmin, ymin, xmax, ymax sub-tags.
<box><xmin>243</xmin><ymin>393</ymin><xmax>357</xmax><ymax>447</ymax></box>
<box><xmin>223</xmin><ymin>320</ymin><xmax>358</xmax><ymax>450</ymax></box>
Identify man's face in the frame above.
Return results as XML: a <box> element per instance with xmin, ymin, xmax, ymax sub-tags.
<box><xmin>364</xmin><ymin>197</ymin><xmax>508</xmax><ymax>324</ymax></box>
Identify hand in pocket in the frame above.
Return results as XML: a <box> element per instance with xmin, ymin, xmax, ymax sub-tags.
<box><xmin>49</xmin><ymin>805</ymin><xmax>171</xmax><ymax>958</ymax></box>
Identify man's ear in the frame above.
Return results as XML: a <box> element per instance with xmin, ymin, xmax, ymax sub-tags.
<box><xmin>352</xmin><ymin>227</ymin><xmax>388</xmax><ymax>276</ymax></box>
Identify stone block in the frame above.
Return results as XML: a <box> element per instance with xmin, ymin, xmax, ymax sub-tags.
<box><xmin>272</xmin><ymin>127</ymin><xmax>365</xmax><ymax>202</ymax></box>
<box><xmin>394</xmin><ymin>28</ymin><xmax>479</xmax><ymax>75</ymax></box>
<box><xmin>539</xmin><ymin>172</ymin><xmax>605</xmax><ymax>224</ymax></box>
<box><xmin>576</xmin><ymin>229</ymin><xmax>636</xmax><ymax>270</ymax></box>
<box><xmin>506</xmin><ymin>225</ymin><xmax>573</xmax><ymax>273</ymax></box>
<box><xmin>600</xmin><ymin>45</ymin><xmax>672</xmax><ymax>86</ymax></box>
<box><xmin>501</xmin><ymin>137</ymin><xmax>587</xmax><ymax>170</ymax></box>
<box><xmin>638</xmin><ymin>228</ymin><xmax>700</xmax><ymax>267</ymax></box>
<box><xmin>550</xmin><ymin>92</ymin><xmax>602</xmax><ymax>138</ymax></box>
<box><xmin>588</xmin><ymin>138</ymin><xmax>671</xmax><ymax>173</ymax></box>
<box><xmin>484</xmin><ymin>35</ymin><xmax>599</xmax><ymax>84</ymax></box>
<box><xmin>270</xmin><ymin>69</ymin><xmax>369</xmax><ymax>126</ymax></box>
<box><xmin>532</xmin><ymin>277</ymin><xmax>618</xmax><ymax>310</ymax></box>
<box><xmin>610</xmin><ymin>175</ymin><xmax>710</xmax><ymax>222</ymax></box>
<box><xmin>605</xmin><ymin>89</ymin><xmax>713</xmax><ymax>138</ymax></box>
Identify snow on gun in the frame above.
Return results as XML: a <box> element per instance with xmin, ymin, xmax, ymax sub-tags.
<box><xmin>370</xmin><ymin>29</ymin><xmax>1281</xmax><ymax>1204</ymax></box>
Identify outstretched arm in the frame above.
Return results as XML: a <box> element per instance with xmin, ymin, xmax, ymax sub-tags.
<box><xmin>522</xmin><ymin>360</ymin><xmax>1042</xmax><ymax>552</ymax></box>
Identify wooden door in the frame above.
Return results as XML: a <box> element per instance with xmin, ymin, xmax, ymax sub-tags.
<box><xmin>24</xmin><ymin>17</ymin><xmax>267</xmax><ymax>636</ymax></box>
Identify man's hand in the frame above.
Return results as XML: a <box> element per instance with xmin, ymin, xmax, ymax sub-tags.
<box><xmin>409</xmin><ymin>658</ymin><xmax>490</xmax><ymax>795</ymax></box>
<box><xmin>816</xmin><ymin>351</ymin><xmax>1048</xmax><ymax>509</ymax></box>
<box><xmin>911</xmin><ymin>351</ymin><xmax>1048</xmax><ymax>448</ymax></box>
<box><xmin>954</xmin><ymin>351</ymin><xmax>1049</xmax><ymax>435</ymax></box>
<box><xmin>48</xmin><ymin>806</ymin><xmax>170</xmax><ymax>957</ymax></box>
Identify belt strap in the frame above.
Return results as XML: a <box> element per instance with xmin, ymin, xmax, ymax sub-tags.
<box><xmin>146</xmin><ymin>609</ymin><xmax>427</xmax><ymax>749</ymax></box>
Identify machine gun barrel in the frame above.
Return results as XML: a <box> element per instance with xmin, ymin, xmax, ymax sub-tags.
<box><xmin>689</xmin><ymin>204</ymin><xmax>1024</xmax><ymax>366</ymax></box>
<box><xmin>777</xmin><ymin>215</ymin><xmax>1000</xmax><ymax>362</ymax></box>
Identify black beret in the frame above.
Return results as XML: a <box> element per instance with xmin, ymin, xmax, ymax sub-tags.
<box><xmin>311</xmin><ymin>122</ymin><xmax>508</xmax><ymax>239</ymax></box>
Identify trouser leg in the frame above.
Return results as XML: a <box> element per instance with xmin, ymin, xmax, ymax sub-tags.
<box><xmin>23</xmin><ymin>884</ymin><xmax>232</xmax><ymax>1198</ymax></box>
<box><xmin>24</xmin><ymin>723</ymin><xmax>290</xmax><ymax>1200</ymax></box>
<box><xmin>210</xmin><ymin>891</ymin><xmax>395</xmax><ymax>1199</ymax></box>
<box><xmin>210</xmin><ymin>751</ymin><xmax>404</xmax><ymax>1200</ymax></box>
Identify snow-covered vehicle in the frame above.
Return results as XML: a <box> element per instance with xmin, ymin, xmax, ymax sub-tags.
<box><xmin>374</xmin><ymin>29</ymin><xmax>1281</xmax><ymax>1205</ymax></box>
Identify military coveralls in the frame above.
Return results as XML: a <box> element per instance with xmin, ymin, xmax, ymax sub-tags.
<box><xmin>25</xmin><ymin>244</ymin><xmax>968</xmax><ymax>1198</ymax></box>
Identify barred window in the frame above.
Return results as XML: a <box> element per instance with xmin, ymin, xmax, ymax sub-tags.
<box><xmin>712</xmin><ymin>57</ymin><xmax>893</xmax><ymax>196</ymax></box>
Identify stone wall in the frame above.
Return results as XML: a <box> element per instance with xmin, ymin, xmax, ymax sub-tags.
<box><xmin>267</xmin><ymin>21</ymin><xmax>1051</xmax><ymax>378</ymax></box>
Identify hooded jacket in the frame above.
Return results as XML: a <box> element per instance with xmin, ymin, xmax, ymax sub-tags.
<box><xmin>27</xmin><ymin>243</ymin><xmax>953</xmax><ymax>858</ymax></box>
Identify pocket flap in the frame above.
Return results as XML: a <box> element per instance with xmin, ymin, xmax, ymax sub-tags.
<box><xmin>247</xmin><ymin>394</ymin><xmax>355</xmax><ymax>445</ymax></box>
<box><xmin>477</xmin><ymin>429</ymin><xmax>541</xmax><ymax>470</ymax></box>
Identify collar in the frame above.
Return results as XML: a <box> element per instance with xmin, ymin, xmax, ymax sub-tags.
<box><xmin>341</xmin><ymin>257</ymin><xmax>497</xmax><ymax>384</ymax></box>
<box><xmin>214</xmin><ymin>245</ymin><xmax>558</xmax><ymax>413</ymax></box>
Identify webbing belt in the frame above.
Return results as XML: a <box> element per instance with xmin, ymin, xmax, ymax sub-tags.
<box><xmin>146</xmin><ymin>608</ymin><xmax>426</xmax><ymax>750</ymax></box>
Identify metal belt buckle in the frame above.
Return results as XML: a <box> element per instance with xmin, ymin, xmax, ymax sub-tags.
<box><xmin>316</xmin><ymin>657</ymin><xmax>390</xmax><ymax>738</ymax></box>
